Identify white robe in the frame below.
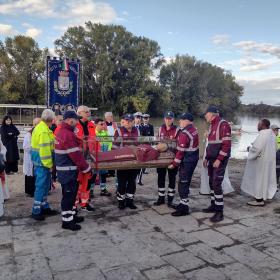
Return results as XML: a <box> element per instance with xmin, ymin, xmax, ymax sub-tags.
<box><xmin>0</xmin><ymin>187</ymin><xmax>3</xmax><ymax>217</ymax></box>
<box><xmin>23</xmin><ymin>132</ymin><xmax>33</xmax><ymax>176</ymax></box>
<box><xmin>241</xmin><ymin>129</ymin><xmax>277</xmax><ymax>200</ymax></box>
<box><xmin>200</xmin><ymin>143</ymin><xmax>234</xmax><ymax>194</ymax></box>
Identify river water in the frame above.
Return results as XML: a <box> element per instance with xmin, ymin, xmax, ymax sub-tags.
<box><xmin>14</xmin><ymin>114</ymin><xmax>280</xmax><ymax>159</ymax></box>
<box><xmin>151</xmin><ymin>114</ymin><xmax>280</xmax><ymax>159</ymax></box>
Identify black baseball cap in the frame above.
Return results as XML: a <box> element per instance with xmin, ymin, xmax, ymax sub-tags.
<box><xmin>63</xmin><ymin>110</ymin><xmax>81</xmax><ymax>120</ymax></box>
<box><xmin>121</xmin><ymin>113</ymin><xmax>134</xmax><ymax>121</ymax></box>
<box><xmin>204</xmin><ymin>105</ymin><xmax>219</xmax><ymax>115</ymax></box>
<box><xmin>180</xmin><ymin>112</ymin><xmax>194</xmax><ymax>121</ymax></box>
<box><xmin>164</xmin><ymin>111</ymin><xmax>174</xmax><ymax>118</ymax></box>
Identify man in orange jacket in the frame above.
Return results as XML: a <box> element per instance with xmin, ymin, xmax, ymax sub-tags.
<box><xmin>75</xmin><ymin>105</ymin><xmax>96</xmax><ymax>212</ymax></box>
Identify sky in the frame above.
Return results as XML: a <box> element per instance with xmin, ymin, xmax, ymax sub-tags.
<box><xmin>0</xmin><ymin>0</ymin><xmax>280</xmax><ymax>105</ymax></box>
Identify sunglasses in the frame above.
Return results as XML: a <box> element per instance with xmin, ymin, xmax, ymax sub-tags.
<box><xmin>143</xmin><ymin>117</ymin><xmax>149</xmax><ymax>119</ymax></box>
<box><xmin>135</xmin><ymin>116</ymin><xmax>142</xmax><ymax>119</ymax></box>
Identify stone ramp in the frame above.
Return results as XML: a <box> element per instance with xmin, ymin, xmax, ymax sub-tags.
<box><xmin>1</xmin><ymin>160</ymin><xmax>280</xmax><ymax>279</ymax></box>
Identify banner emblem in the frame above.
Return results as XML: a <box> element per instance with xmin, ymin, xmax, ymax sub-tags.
<box><xmin>46</xmin><ymin>57</ymin><xmax>80</xmax><ymax>107</ymax></box>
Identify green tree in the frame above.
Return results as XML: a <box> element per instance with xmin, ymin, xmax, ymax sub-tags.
<box><xmin>0</xmin><ymin>35</ymin><xmax>45</xmax><ymax>104</ymax></box>
<box><xmin>159</xmin><ymin>55</ymin><xmax>243</xmax><ymax>116</ymax></box>
<box><xmin>54</xmin><ymin>23</ymin><xmax>164</xmax><ymax>115</ymax></box>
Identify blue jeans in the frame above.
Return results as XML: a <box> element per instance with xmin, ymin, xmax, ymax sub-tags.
<box><xmin>32</xmin><ymin>166</ymin><xmax>51</xmax><ymax>215</ymax></box>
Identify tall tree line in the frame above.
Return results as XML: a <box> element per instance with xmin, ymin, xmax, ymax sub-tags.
<box><xmin>0</xmin><ymin>22</ymin><xmax>243</xmax><ymax>117</ymax></box>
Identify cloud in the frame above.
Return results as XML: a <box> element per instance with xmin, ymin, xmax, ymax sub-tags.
<box><xmin>167</xmin><ymin>31</ymin><xmax>173</xmax><ymax>35</ymax></box>
<box><xmin>211</xmin><ymin>34</ymin><xmax>231</xmax><ymax>46</ymax></box>
<box><xmin>0</xmin><ymin>23</ymin><xmax>16</xmax><ymax>36</ymax></box>
<box><xmin>0</xmin><ymin>0</ymin><xmax>117</xmax><ymax>27</ymax></box>
<box><xmin>26</xmin><ymin>28</ymin><xmax>42</xmax><ymax>38</ymax></box>
<box><xmin>233</xmin><ymin>40</ymin><xmax>280</xmax><ymax>59</ymax></box>
<box><xmin>63</xmin><ymin>1</ymin><xmax>116</xmax><ymax>24</ymax></box>
<box><xmin>238</xmin><ymin>76</ymin><xmax>280</xmax><ymax>105</ymax></box>
<box><xmin>222</xmin><ymin>57</ymin><xmax>278</xmax><ymax>72</ymax></box>
<box><xmin>0</xmin><ymin>0</ymin><xmax>55</xmax><ymax>16</ymax></box>
<box><xmin>48</xmin><ymin>48</ymin><xmax>59</xmax><ymax>56</ymax></box>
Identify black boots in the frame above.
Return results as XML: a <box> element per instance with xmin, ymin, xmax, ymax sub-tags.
<box><xmin>210</xmin><ymin>212</ymin><xmax>224</xmax><ymax>223</ymax></box>
<box><xmin>74</xmin><ymin>215</ymin><xmax>84</xmax><ymax>223</ymax></box>
<box><xmin>153</xmin><ymin>196</ymin><xmax>165</xmax><ymax>206</ymax></box>
<box><xmin>202</xmin><ymin>203</ymin><xmax>216</xmax><ymax>213</ymax></box>
<box><xmin>62</xmin><ymin>221</ymin><xmax>81</xmax><ymax>231</ymax></box>
<box><xmin>31</xmin><ymin>213</ymin><xmax>45</xmax><ymax>221</ymax></box>
<box><xmin>41</xmin><ymin>208</ymin><xmax>59</xmax><ymax>216</ymax></box>
<box><xmin>126</xmin><ymin>198</ymin><xmax>137</xmax><ymax>209</ymax></box>
<box><xmin>202</xmin><ymin>202</ymin><xmax>224</xmax><ymax>223</ymax></box>
<box><xmin>118</xmin><ymin>199</ymin><xmax>138</xmax><ymax>210</ymax></box>
<box><xmin>167</xmin><ymin>196</ymin><xmax>176</xmax><ymax>208</ymax></box>
<box><xmin>118</xmin><ymin>200</ymin><xmax>126</xmax><ymax>210</ymax></box>
<box><xmin>171</xmin><ymin>205</ymin><xmax>189</xmax><ymax>217</ymax></box>
<box><xmin>32</xmin><ymin>208</ymin><xmax>59</xmax><ymax>221</ymax></box>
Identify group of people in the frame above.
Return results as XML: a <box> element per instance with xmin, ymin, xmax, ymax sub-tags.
<box><xmin>0</xmin><ymin>104</ymin><xmax>279</xmax><ymax>231</ymax></box>
<box><xmin>20</xmin><ymin>104</ymin><xmax>232</xmax><ymax>230</ymax></box>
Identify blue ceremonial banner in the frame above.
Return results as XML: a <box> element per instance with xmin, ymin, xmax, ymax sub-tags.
<box><xmin>46</xmin><ymin>57</ymin><xmax>80</xmax><ymax>107</ymax></box>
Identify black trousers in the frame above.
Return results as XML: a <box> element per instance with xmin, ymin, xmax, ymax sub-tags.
<box><xmin>25</xmin><ymin>175</ymin><xmax>35</xmax><ymax>197</ymax></box>
<box><xmin>178</xmin><ymin>160</ymin><xmax>198</xmax><ymax>209</ymax></box>
<box><xmin>208</xmin><ymin>158</ymin><xmax>229</xmax><ymax>212</ymax></box>
<box><xmin>5</xmin><ymin>161</ymin><xmax>18</xmax><ymax>174</ymax></box>
<box><xmin>157</xmin><ymin>167</ymin><xmax>178</xmax><ymax>197</ymax></box>
<box><xmin>117</xmin><ymin>169</ymin><xmax>138</xmax><ymax>200</ymax></box>
<box><xmin>61</xmin><ymin>180</ymin><xmax>79</xmax><ymax>222</ymax></box>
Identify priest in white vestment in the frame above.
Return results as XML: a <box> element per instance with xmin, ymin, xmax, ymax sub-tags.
<box><xmin>241</xmin><ymin>119</ymin><xmax>277</xmax><ymax>206</ymax></box>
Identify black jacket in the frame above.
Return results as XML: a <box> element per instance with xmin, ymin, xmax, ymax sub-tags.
<box><xmin>0</xmin><ymin>124</ymin><xmax>20</xmax><ymax>162</ymax></box>
<box><xmin>141</xmin><ymin>124</ymin><xmax>154</xmax><ymax>137</ymax></box>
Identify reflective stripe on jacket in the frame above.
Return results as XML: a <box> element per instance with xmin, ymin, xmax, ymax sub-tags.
<box><xmin>113</xmin><ymin>127</ymin><xmax>140</xmax><ymax>149</ymax></box>
<box><xmin>55</xmin><ymin>122</ymin><xmax>91</xmax><ymax>184</ymax></box>
<box><xmin>31</xmin><ymin>121</ymin><xmax>54</xmax><ymax>169</ymax></box>
<box><xmin>172</xmin><ymin>124</ymin><xmax>199</xmax><ymax>167</ymax></box>
<box><xmin>206</xmin><ymin>116</ymin><xmax>231</xmax><ymax>161</ymax></box>
<box><xmin>95</xmin><ymin>129</ymin><xmax>112</xmax><ymax>151</ymax></box>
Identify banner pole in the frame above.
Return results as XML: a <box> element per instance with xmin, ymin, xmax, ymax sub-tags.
<box><xmin>81</xmin><ymin>61</ymin><xmax>84</xmax><ymax>105</ymax></box>
<box><xmin>45</xmin><ymin>56</ymin><xmax>50</xmax><ymax>108</ymax></box>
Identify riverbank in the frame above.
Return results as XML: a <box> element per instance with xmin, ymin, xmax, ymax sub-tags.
<box><xmin>1</xmin><ymin>159</ymin><xmax>280</xmax><ymax>279</ymax></box>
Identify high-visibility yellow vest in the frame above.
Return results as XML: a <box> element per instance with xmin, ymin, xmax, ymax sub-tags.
<box><xmin>95</xmin><ymin>129</ymin><xmax>112</xmax><ymax>151</ymax></box>
<box><xmin>277</xmin><ymin>135</ymin><xmax>280</xmax><ymax>150</ymax></box>
<box><xmin>31</xmin><ymin>121</ymin><xmax>54</xmax><ymax>168</ymax></box>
